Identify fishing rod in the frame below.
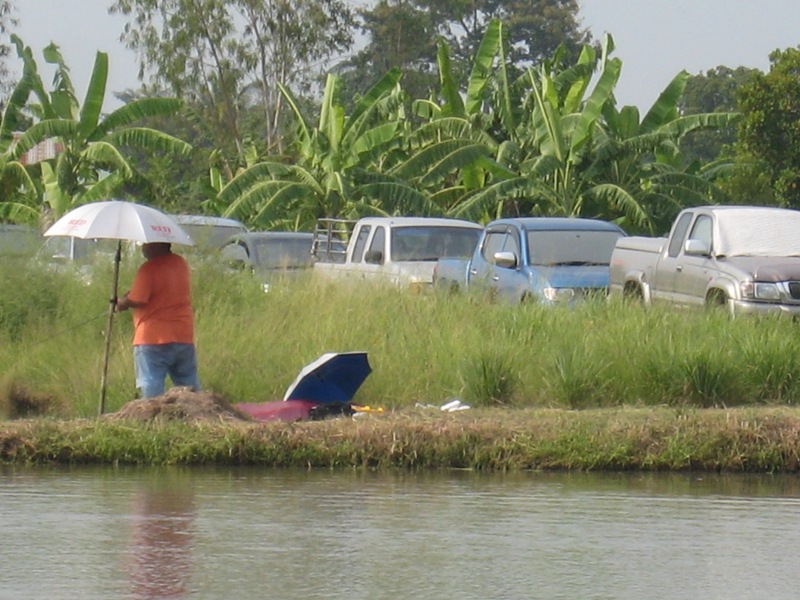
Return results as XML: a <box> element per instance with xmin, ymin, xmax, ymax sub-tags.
<box><xmin>18</xmin><ymin>310</ymin><xmax>110</xmax><ymax>349</ymax></box>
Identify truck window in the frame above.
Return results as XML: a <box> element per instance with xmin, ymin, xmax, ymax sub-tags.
<box><xmin>392</xmin><ymin>226</ymin><xmax>481</xmax><ymax>261</ymax></box>
<box><xmin>688</xmin><ymin>215</ymin><xmax>712</xmax><ymax>248</ymax></box>
<box><xmin>366</xmin><ymin>226</ymin><xmax>386</xmax><ymax>263</ymax></box>
<box><xmin>482</xmin><ymin>230</ymin><xmax>507</xmax><ymax>260</ymax></box>
<box><xmin>505</xmin><ymin>230</ymin><xmax>520</xmax><ymax>257</ymax></box>
<box><xmin>667</xmin><ymin>212</ymin><xmax>694</xmax><ymax>258</ymax></box>
<box><xmin>351</xmin><ymin>226</ymin><xmax>371</xmax><ymax>263</ymax></box>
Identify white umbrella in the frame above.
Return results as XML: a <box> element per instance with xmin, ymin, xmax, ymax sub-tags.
<box><xmin>44</xmin><ymin>200</ymin><xmax>195</xmax><ymax>245</ymax></box>
<box><xmin>44</xmin><ymin>200</ymin><xmax>195</xmax><ymax>414</ymax></box>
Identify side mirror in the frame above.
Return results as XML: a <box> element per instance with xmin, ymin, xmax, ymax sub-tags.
<box><xmin>494</xmin><ymin>251</ymin><xmax>517</xmax><ymax>269</ymax></box>
<box><xmin>365</xmin><ymin>249</ymin><xmax>383</xmax><ymax>264</ymax></box>
<box><xmin>684</xmin><ymin>238</ymin><xmax>710</xmax><ymax>256</ymax></box>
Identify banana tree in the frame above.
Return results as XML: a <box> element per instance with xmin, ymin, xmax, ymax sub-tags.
<box><xmin>7</xmin><ymin>37</ymin><xmax>192</xmax><ymax>223</ymax></box>
<box><xmin>447</xmin><ymin>34</ymin><xmax>621</xmax><ymax>221</ymax></box>
<box><xmin>0</xmin><ymin>37</ymin><xmax>46</xmax><ymax>224</ymax></box>
<box><xmin>399</xmin><ymin>19</ymin><xmax>509</xmax><ymax>214</ymax></box>
<box><xmin>450</xmin><ymin>35</ymin><xmax>740</xmax><ymax>232</ymax></box>
<box><xmin>217</xmin><ymin>68</ymin><xmax>433</xmax><ymax>228</ymax></box>
<box><xmin>585</xmin><ymin>73</ymin><xmax>741</xmax><ymax>233</ymax></box>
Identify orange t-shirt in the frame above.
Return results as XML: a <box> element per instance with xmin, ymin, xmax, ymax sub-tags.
<box><xmin>128</xmin><ymin>253</ymin><xmax>195</xmax><ymax>345</ymax></box>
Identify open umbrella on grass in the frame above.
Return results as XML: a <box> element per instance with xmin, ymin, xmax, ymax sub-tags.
<box><xmin>44</xmin><ymin>200</ymin><xmax>194</xmax><ymax>414</ymax></box>
<box><xmin>283</xmin><ymin>351</ymin><xmax>372</xmax><ymax>404</ymax></box>
<box><xmin>236</xmin><ymin>352</ymin><xmax>372</xmax><ymax>422</ymax></box>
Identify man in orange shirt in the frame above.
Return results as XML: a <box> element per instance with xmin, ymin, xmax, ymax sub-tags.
<box><xmin>116</xmin><ymin>242</ymin><xmax>200</xmax><ymax>398</ymax></box>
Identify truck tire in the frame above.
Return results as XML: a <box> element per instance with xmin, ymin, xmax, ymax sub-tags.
<box><xmin>436</xmin><ymin>279</ymin><xmax>460</xmax><ymax>295</ymax></box>
<box><xmin>622</xmin><ymin>282</ymin><xmax>644</xmax><ymax>303</ymax></box>
<box><xmin>706</xmin><ymin>289</ymin><xmax>733</xmax><ymax>314</ymax></box>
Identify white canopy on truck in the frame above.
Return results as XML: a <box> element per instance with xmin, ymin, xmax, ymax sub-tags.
<box><xmin>713</xmin><ymin>207</ymin><xmax>800</xmax><ymax>257</ymax></box>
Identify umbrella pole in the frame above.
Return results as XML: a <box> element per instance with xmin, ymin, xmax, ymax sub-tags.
<box><xmin>99</xmin><ymin>242</ymin><xmax>122</xmax><ymax>415</ymax></box>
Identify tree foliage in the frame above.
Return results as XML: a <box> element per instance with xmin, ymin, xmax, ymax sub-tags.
<box><xmin>110</xmin><ymin>0</ymin><xmax>356</xmax><ymax>170</ymax></box>
<box><xmin>419</xmin><ymin>0</ymin><xmax>591</xmax><ymax>68</ymax></box>
<box><xmin>0</xmin><ymin>14</ymin><xmax>745</xmax><ymax>233</ymax></box>
<box><xmin>340</xmin><ymin>0</ymin><xmax>591</xmax><ymax>105</ymax></box>
<box><xmin>217</xmin><ymin>69</ymin><xmax>424</xmax><ymax>229</ymax></box>
<box><xmin>401</xmin><ymin>27</ymin><xmax>738</xmax><ymax>234</ymax></box>
<box><xmin>339</xmin><ymin>0</ymin><xmax>437</xmax><ymax>104</ymax></box>
<box><xmin>679</xmin><ymin>66</ymin><xmax>757</xmax><ymax>163</ymax></box>
<box><xmin>0</xmin><ymin>1</ymin><xmax>17</xmax><ymax>99</ymax></box>
<box><xmin>737</xmin><ymin>47</ymin><xmax>800</xmax><ymax>207</ymax></box>
<box><xmin>0</xmin><ymin>37</ymin><xmax>191</xmax><ymax>224</ymax></box>
<box><xmin>217</xmin><ymin>19</ymin><xmax>738</xmax><ymax>233</ymax></box>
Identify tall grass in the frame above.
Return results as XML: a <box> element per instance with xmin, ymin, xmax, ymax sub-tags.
<box><xmin>4</xmin><ymin>257</ymin><xmax>800</xmax><ymax>417</ymax></box>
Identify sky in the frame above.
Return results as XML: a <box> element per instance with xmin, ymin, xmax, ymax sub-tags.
<box><xmin>13</xmin><ymin>0</ymin><xmax>800</xmax><ymax>113</ymax></box>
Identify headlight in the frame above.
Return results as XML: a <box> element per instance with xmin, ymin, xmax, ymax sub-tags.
<box><xmin>755</xmin><ymin>283</ymin><xmax>781</xmax><ymax>300</ymax></box>
<box><xmin>741</xmin><ymin>281</ymin><xmax>780</xmax><ymax>300</ymax></box>
<box><xmin>542</xmin><ymin>287</ymin><xmax>575</xmax><ymax>302</ymax></box>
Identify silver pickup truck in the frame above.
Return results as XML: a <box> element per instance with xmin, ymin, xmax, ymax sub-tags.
<box><xmin>609</xmin><ymin>205</ymin><xmax>800</xmax><ymax>315</ymax></box>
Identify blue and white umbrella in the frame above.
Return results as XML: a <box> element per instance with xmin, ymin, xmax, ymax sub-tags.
<box><xmin>283</xmin><ymin>352</ymin><xmax>372</xmax><ymax>404</ymax></box>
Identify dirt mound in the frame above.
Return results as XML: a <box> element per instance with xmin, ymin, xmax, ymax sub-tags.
<box><xmin>104</xmin><ymin>387</ymin><xmax>252</xmax><ymax>423</ymax></box>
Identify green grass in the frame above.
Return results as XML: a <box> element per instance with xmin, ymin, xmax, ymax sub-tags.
<box><xmin>5</xmin><ymin>258</ymin><xmax>800</xmax><ymax>417</ymax></box>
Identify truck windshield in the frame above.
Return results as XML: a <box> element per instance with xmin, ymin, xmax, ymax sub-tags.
<box><xmin>527</xmin><ymin>230</ymin><xmax>623</xmax><ymax>266</ymax></box>
<box><xmin>392</xmin><ymin>226</ymin><xmax>481</xmax><ymax>262</ymax></box>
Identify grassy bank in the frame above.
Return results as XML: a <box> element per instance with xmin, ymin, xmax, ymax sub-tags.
<box><xmin>2</xmin><ymin>407</ymin><xmax>800</xmax><ymax>472</ymax></box>
<box><xmin>4</xmin><ymin>257</ymin><xmax>800</xmax><ymax>471</ymax></box>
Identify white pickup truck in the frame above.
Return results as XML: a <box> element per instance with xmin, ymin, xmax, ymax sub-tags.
<box><xmin>609</xmin><ymin>205</ymin><xmax>800</xmax><ymax>315</ymax></box>
<box><xmin>312</xmin><ymin>216</ymin><xmax>483</xmax><ymax>291</ymax></box>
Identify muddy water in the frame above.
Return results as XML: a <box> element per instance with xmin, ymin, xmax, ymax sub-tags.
<box><xmin>1</xmin><ymin>466</ymin><xmax>798</xmax><ymax>599</ymax></box>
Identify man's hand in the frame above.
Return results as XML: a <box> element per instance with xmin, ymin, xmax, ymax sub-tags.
<box><xmin>116</xmin><ymin>292</ymin><xmax>142</xmax><ymax>312</ymax></box>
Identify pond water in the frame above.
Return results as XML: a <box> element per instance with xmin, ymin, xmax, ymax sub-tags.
<box><xmin>1</xmin><ymin>466</ymin><xmax>798</xmax><ymax>599</ymax></box>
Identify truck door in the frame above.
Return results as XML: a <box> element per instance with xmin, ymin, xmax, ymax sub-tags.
<box><xmin>673</xmin><ymin>214</ymin><xmax>715</xmax><ymax>306</ymax></box>
<box><xmin>360</xmin><ymin>225</ymin><xmax>386</xmax><ymax>283</ymax></box>
<box><xmin>343</xmin><ymin>224</ymin><xmax>371</xmax><ymax>279</ymax></box>
<box><xmin>469</xmin><ymin>226</ymin><xmax>505</xmax><ymax>290</ymax></box>
<box><xmin>651</xmin><ymin>211</ymin><xmax>693</xmax><ymax>303</ymax></box>
<box><xmin>470</xmin><ymin>225</ymin><xmax>520</xmax><ymax>299</ymax></box>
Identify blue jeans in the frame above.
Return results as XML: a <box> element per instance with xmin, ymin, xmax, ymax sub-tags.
<box><xmin>133</xmin><ymin>343</ymin><xmax>200</xmax><ymax>399</ymax></box>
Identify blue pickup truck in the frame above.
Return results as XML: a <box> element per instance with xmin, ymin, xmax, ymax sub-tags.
<box><xmin>433</xmin><ymin>217</ymin><xmax>626</xmax><ymax>303</ymax></box>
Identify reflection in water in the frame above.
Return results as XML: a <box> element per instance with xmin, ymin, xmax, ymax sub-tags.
<box><xmin>2</xmin><ymin>467</ymin><xmax>800</xmax><ymax>600</ymax></box>
<box><xmin>126</xmin><ymin>470</ymin><xmax>195</xmax><ymax>599</ymax></box>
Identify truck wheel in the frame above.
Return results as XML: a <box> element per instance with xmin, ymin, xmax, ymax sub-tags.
<box><xmin>706</xmin><ymin>290</ymin><xmax>733</xmax><ymax>314</ymax></box>
<box><xmin>436</xmin><ymin>279</ymin><xmax>460</xmax><ymax>295</ymax></box>
<box><xmin>622</xmin><ymin>283</ymin><xmax>644</xmax><ymax>303</ymax></box>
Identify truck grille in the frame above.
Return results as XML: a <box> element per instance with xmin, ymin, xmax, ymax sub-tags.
<box><xmin>789</xmin><ymin>282</ymin><xmax>800</xmax><ymax>299</ymax></box>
